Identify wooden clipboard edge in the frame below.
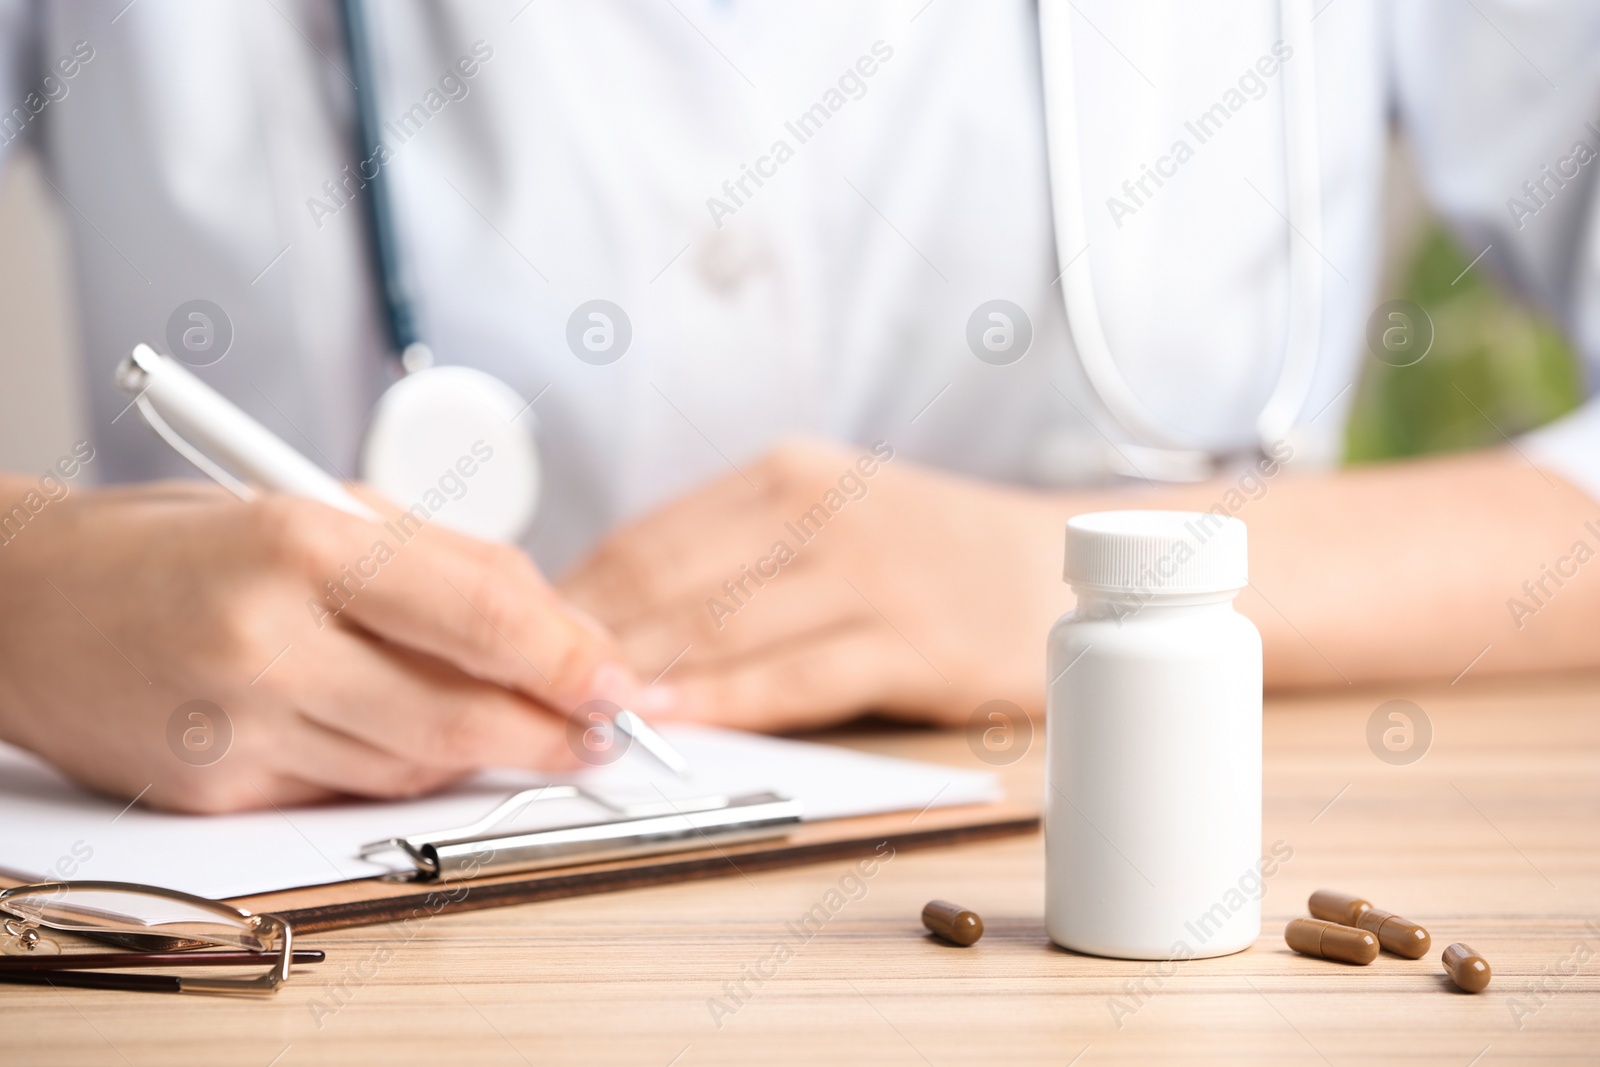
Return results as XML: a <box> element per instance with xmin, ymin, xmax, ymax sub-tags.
<box><xmin>230</xmin><ymin>801</ymin><xmax>1040</xmax><ymax>935</ymax></box>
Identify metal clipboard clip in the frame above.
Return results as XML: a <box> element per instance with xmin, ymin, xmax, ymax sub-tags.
<box><xmin>360</xmin><ymin>786</ymin><xmax>804</xmax><ymax>883</ymax></box>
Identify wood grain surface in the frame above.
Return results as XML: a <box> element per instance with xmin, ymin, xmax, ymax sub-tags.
<box><xmin>3</xmin><ymin>672</ymin><xmax>1597</xmax><ymax>1066</ymax></box>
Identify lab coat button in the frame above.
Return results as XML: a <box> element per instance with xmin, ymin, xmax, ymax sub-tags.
<box><xmin>696</xmin><ymin>229</ymin><xmax>767</xmax><ymax>295</ymax></box>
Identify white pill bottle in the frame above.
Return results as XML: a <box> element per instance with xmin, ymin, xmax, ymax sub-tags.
<box><xmin>1045</xmin><ymin>510</ymin><xmax>1262</xmax><ymax>960</ymax></box>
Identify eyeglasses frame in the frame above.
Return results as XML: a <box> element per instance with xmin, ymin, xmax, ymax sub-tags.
<box><xmin>0</xmin><ymin>879</ymin><xmax>295</xmax><ymax>995</ymax></box>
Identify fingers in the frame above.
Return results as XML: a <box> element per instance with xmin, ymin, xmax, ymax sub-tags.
<box><xmin>608</xmin><ymin>563</ymin><xmax>871</xmax><ymax>675</ymax></box>
<box><xmin>563</xmin><ymin>473</ymin><xmax>781</xmax><ymax>631</ymax></box>
<box><xmin>124</xmin><ymin>713</ymin><xmax>472</xmax><ymax>814</ymax></box>
<box><xmin>144</xmin><ymin>770</ymin><xmax>338</xmax><ymax>815</ymax></box>
<box><xmin>666</xmin><ymin>623</ymin><xmax>942</xmax><ymax>733</ymax></box>
<box><xmin>344</xmin><ymin>481</ymin><xmax>404</xmax><ymax>517</ymax></box>
<box><xmin>355</xmin><ymin>540</ymin><xmax>614</xmax><ymax>710</ymax></box>
<box><xmin>250</xmin><ymin>774</ymin><xmax>341</xmax><ymax>809</ymax></box>
<box><xmin>293</xmin><ymin>626</ymin><xmax>581</xmax><ymax>775</ymax></box>
<box><xmin>256</xmin><ymin>494</ymin><xmax>637</xmax><ymax>714</ymax></box>
<box><xmin>276</xmin><ymin>712</ymin><xmax>468</xmax><ymax>799</ymax></box>
<box><xmin>91</xmin><ymin>478</ymin><xmax>234</xmax><ymax>506</ymax></box>
<box><xmin>563</xmin><ymin>441</ymin><xmax>882</xmax><ymax>634</ymax></box>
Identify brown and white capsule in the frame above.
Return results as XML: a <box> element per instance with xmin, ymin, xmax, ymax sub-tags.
<box><xmin>1308</xmin><ymin>889</ymin><xmax>1372</xmax><ymax>927</ymax></box>
<box><xmin>922</xmin><ymin>900</ymin><xmax>983</xmax><ymax>946</ymax></box>
<box><xmin>1443</xmin><ymin>943</ymin><xmax>1492</xmax><ymax>992</ymax></box>
<box><xmin>1356</xmin><ymin>907</ymin><xmax>1431</xmax><ymax>959</ymax></box>
<box><xmin>1285</xmin><ymin>918</ymin><xmax>1379</xmax><ymax>964</ymax></box>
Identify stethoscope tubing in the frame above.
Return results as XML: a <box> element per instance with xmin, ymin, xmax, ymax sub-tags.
<box><xmin>339</xmin><ymin>0</ymin><xmax>424</xmax><ymax>361</ymax></box>
<box><xmin>1039</xmin><ymin>0</ymin><xmax>1324</xmax><ymax>471</ymax></box>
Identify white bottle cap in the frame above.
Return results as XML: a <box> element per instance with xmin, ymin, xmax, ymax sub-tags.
<box><xmin>1064</xmin><ymin>510</ymin><xmax>1248</xmax><ymax>595</ymax></box>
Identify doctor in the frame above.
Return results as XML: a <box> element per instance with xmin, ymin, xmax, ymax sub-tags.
<box><xmin>0</xmin><ymin>0</ymin><xmax>1598</xmax><ymax>812</ymax></box>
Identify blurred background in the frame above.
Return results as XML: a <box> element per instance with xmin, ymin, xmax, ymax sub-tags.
<box><xmin>0</xmin><ymin>134</ymin><xmax>1583</xmax><ymax>476</ymax></box>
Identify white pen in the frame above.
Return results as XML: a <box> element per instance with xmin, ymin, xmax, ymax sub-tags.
<box><xmin>115</xmin><ymin>342</ymin><xmax>693</xmax><ymax>777</ymax></box>
<box><xmin>615</xmin><ymin>710</ymin><xmax>693</xmax><ymax>779</ymax></box>
<box><xmin>114</xmin><ymin>343</ymin><xmax>380</xmax><ymax>520</ymax></box>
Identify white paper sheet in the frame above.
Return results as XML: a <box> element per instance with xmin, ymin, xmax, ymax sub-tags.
<box><xmin>0</xmin><ymin>725</ymin><xmax>1000</xmax><ymax>899</ymax></box>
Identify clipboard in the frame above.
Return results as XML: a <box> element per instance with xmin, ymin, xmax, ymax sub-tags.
<box><xmin>0</xmin><ymin>725</ymin><xmax>1038</xmax><ymax>933</ymax></box>
<box><xmin>357</xmin><ymin>786</ymin><xmax>807</xmax><ymax>882</ymax></box>
<box><xmin>228</xmin><ymin>797</ymin><xmax>1040</xmax><ymax>935</ymax></box>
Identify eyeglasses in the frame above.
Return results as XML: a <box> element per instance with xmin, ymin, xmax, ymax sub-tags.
<box><xmin>0</xmin><ymin>880</ymin><xmax>321</xmax><ymax>994</ymax></box>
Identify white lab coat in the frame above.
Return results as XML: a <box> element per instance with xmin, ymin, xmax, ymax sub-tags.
<box><xmin>2</xmin><ymin>0</ymin><xmax>1597</xmax><ymax>574</ymax></box>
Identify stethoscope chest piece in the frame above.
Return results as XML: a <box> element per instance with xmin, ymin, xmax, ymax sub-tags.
<box><xmin>359</xmin><ymin>364</ymin><xmax>540</xmax><ymax>543</ymax></box>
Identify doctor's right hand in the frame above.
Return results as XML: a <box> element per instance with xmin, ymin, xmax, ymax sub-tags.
<box><xmin>0</xmin><ymin>477</ymin><xmax>640</xmax><ymax>813</ymax></box>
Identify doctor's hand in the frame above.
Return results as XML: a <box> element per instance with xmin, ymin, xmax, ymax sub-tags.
<box><xmin>0</xmin><ymin>479</ymin><xmax>639</xmax><ymax>813</ymax></box>
<box><xmin>562</xmin><ymin>440</ymin><xmax>1085</xmax><ymax>732</ymax></box>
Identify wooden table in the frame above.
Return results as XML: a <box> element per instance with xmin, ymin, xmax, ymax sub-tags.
<box><xmin>6</xmin><ymin>673</ymin><xmax>1598</xmax><ymax>1065</ymax></box>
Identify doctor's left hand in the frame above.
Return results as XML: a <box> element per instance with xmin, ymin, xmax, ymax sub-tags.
<box><xmin>562</xmin><ymin>440</ymin><xmax>1082</xmax><ymax>732</ymax></box>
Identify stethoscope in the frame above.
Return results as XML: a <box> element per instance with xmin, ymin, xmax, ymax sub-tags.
<box><xmin>342</xmin><ymin>0</ymin><xmax>1319</xmax><ymax>506</ymax></box>
<box><xmin>1039</xmin><ymin>0</ymin><xmax>1324</xmax><ymax>483</ymax></box>
<box><xmin>340</xmin><ymin>0</ymin><xmax>541</xmax><ymax>542</ymax></box>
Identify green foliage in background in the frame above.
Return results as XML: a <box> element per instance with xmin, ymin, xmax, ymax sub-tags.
<box><xmin>1344</xmin><ymin>225</ymin><xmax>1585</xmax><ymax>463</ymax></box>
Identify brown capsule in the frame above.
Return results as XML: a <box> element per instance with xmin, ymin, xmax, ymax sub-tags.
<box><xmin>1356</xmin><ymin>907</ymin><xmax>1431</xmax><ymax>959</ymax></box>
<box><xmin>1443</xmin><ymin>943</ymin><xmax>1492</xmax><ymax>992</ymax></box>
<box><xmin>1308</xmin><ymin>889</ymin><xmax>1372</xmax><ymax>927</ymax></box>
<box><xmin>922</xmin><ymin>900</ymin><xmax>983</xmax><ymax>946</ymax></box>
<box><xmin>1285</xmin><ymin>918</ymin><xmax>1379</xmax><ymax>964</ymax></box>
